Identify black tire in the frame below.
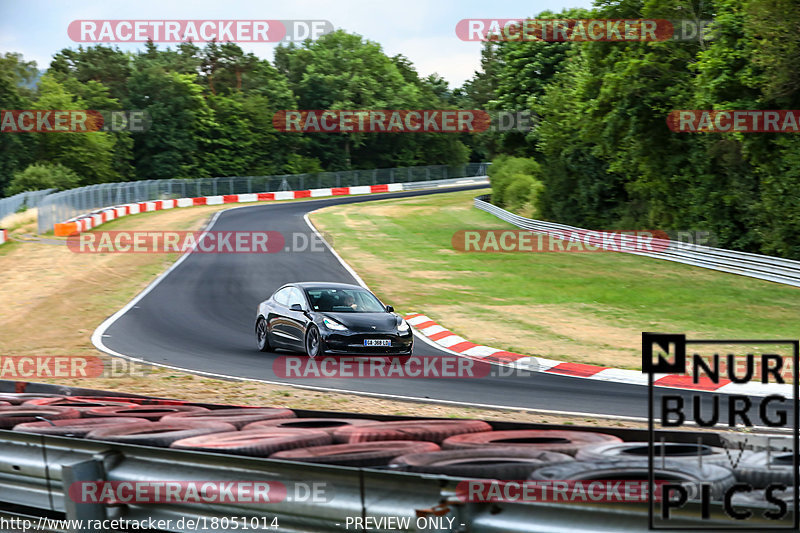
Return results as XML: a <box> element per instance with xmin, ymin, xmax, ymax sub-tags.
<box><xmin>85</xmin><ymin>421</ymin><xmax>236</xmax><ymax>447</ymax></box>
<box><xmin>576</xmin><ymin>441</ymin><xmax>753</xmax><ymax>468</ymax></box>
<box><xmin>734</xmin><ymin>451</ymin><xmax>797</xmax><ymax>488</ymax></box>
<box><xmin>256</xmin><ymin>317</ymin><xmax>271</xmax><ymax>352</ymax></box>
<box><xmin>530</xmin><ymin>459</ymin><xmax>736</xmax><ymax>500</ymax></box>
<box><xmin>391</xmin><ymin>447</ymin><xmax>574</xmax><ymax>479</ymax></box>
<box><xmin>305</xmin><ymin>325</ymin><xmax>323</xmax><ymax>359</ymax></box>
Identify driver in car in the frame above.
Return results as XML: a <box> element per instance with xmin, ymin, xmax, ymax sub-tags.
<box><xmin>343</xmin><ymin>293</ymin><xmax>358</xmax><ymax>311</ymax></box>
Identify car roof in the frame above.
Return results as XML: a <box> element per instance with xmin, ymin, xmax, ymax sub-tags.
<box><xmin>287</xmin><ymin>282</ymin><xmax>365</xmax><ymax>291</ymax></box>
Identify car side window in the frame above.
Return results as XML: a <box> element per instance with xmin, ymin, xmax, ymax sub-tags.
<box><xmin>287</xmin><ymin>288</ymin><xmax>306</xmax><ymax>309</ymax></box>
<box><xmin>274</xmin><ymin>287</ymin><xmax>291</xmax><ymax>306</ymax></box>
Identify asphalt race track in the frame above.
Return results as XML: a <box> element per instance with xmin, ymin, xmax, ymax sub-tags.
<box><xmin>95</xmin><ymin>185</ymin><xmax>792</xmax><ymax>425</ymax></box>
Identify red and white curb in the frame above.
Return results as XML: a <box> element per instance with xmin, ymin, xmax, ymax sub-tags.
<box><xmin>53</xmin><ymin>183</ymin><xmax>410</xmax><ymax>236</ymax></box>
<box><xmin>404</xmin><ymin>313</ymin><xmax>792</xmax><ymax>397</ymax></box>
<box><xmin>0</xmin><ymin>228</ymin><xmax>7</xmax><ymax>245</ymax></box>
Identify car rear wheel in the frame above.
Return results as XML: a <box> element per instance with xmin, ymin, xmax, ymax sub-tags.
<box><xmin>256</xmin><ymin>318</ymin><xmax>271</xmax><ymax>352</ymax></box>
<box><xmin>305</xmin><ymin>325</ymin><xmax>323</xmax><ymax>359</ymax></box>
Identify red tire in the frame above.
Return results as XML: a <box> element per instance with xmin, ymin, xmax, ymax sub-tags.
<box><xmin>0</xmin><ymin>393</ymin><xmax>66</xmax><ymax>405</ymax></box>
<box><xmin>333</xmin><ymin>419</ymin><xmax>492</xmax><ymax>444</ymax></box>
<box><xmin>243</xmin><ymin>417</ymin><xmax>378</xmax><ymax>434</ymax></box>
<box><xmin>0</xmin><ymin>406</ymin><xmax>81</xmax><ymax>429</ymax></box>
<box><xmin>162</xmin><ymin>408</ymin><xmax>296</xmax><ymax>429</ymax></box>
<box><xmin>271</xmin><ymin>441</ymin><xmax>441</xmax><ymax>467</ymax></box>
<box><xmin>23</xmin><ymin>397</ymin><xmax>137</xmax><ymax>411</ymax></box>
<box><xmin>67</xmin><ymin>396</ymin><xmax>191</xmax><ymax>406</ymax></box>
<box><xmin>83</xmin><ymin>405</ymin><xmax>209</xmax><ymax>421</ymax></box>
<box><xmin>390</xmin><ymin>447</ymin><xmax>574</xmax><ymax>479</ymax></box>
<box><xmin>86</xmin><ymin>421</ymin><xmax>236</xmax><ymax>447</ymax></box>
<box><xmin>13</xmin><ymin>417</ymin><xmax>149</xmax><ymax>437</ymax></box>
<box><xmin>170</xmin><ymin>428</ymin><xmax>332</xmax><ymax>457</ymax></box>
<box><xmin>442</xmin><ymin>430</ymin><xmax>623</xmax><ymax>455</ymax></box>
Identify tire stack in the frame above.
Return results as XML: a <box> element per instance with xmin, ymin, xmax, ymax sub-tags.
<box><xmin>0</xmin><ymin>392</ymin><xmax>794</xmax><ymax>501</ymax></box>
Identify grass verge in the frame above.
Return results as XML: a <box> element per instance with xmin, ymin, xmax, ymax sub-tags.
<box><xmin>310</xmin><ymin>188</ymin><xmax>800</xmax><ymax>370</ymax></box>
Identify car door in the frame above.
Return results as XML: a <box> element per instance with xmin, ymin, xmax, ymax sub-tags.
<box><xmin>283</xmin><ymin>287</ymin><xmax>310</xmax><ymax>349</ymax></box>
<box><xmin>268</xmin><ymin>287</ymin><xmax>297</xmax><ymax>348</ymax></box>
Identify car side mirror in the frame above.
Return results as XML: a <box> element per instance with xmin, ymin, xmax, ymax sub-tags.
<box><xmin>290</xmin><ymin>303</ymin><xmax>304</xmax><ymax>312</ymax></box>
<box><xmin>385</xmin><ymin>305</ymin><xmax>394</xmax><ymax>313</ymax></box>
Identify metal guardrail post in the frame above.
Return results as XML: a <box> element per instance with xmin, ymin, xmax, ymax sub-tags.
<box><xmin>61</xmin><ymin>455</ymin><xmax>112</xmax><ymax>531</ymax></box>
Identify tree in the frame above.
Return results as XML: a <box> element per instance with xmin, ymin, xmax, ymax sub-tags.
<box><xmin>127</xmin><ymin>67</ymin><xmax>212</xmax><ymax>179</ymax></box>
<box><xmin>31</xmin><ymin>74</ymin><xmax>119</xmax><ymax>184</ymax></box>
<box><xmin>6</xmin><ymin>162</ymin><xmax>80</xmax><ymax>195</ymax></box>
<box><xmin>0</xmin><ymin>53</ymin><xmax>37</xmax><ymax>195</ymax></box>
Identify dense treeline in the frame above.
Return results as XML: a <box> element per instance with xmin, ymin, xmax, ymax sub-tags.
<box><xmin>0</xmin><ymin>31</ymin><xmax>470</xmax><ymax>196</ymax></box>
<box><xmin>465</xmin><ymin>0</ymin><xmax>800</xmax><ymax>258</ymax></box>
<box><xmin>3</xmin><ymin>0</ymin><xmax>799</xmax><ymax>259</ymax></box>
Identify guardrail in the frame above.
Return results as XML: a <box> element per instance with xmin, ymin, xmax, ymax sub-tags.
<box><xmin>37</xmin><ymin>164</ymin><xmax>490</xmax><ymax>234</ymax></box>
<box><xmin>0</xmin><ymin>382</ymin><xmax>786</xmax><ymax>532</ymax></box>
<box><xmin>474</xmin><ymin>195</ymin><xmax>800</xmax><ymax>288</ymax></box>
<box><xmin>3</xmin><ymin>430</ymin><xmax>761</xmax><ymax>533</ymax></box>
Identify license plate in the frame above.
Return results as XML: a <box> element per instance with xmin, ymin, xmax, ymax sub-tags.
<box><xmin>364</xmin><ymin>339</ymin><xmax>391</xmax><ymax>347</ymax></box>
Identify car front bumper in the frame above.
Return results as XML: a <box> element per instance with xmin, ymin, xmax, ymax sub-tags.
<box><xmin>320</xmin><ymin>330</ymin><xmax>413</xmax><ymax>355</ymax></box>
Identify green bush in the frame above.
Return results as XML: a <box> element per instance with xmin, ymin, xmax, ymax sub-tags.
<box><xmin>503</xmin><ymin>174</ymin><xmax>536</xmax><ymax>212</ymax></box>
<box><xmin>6</xmin><ymin>163</ymin><xmax>81</xmax><ymax>195</ymax></box>
<box><xmin>488</xmin><ymin>156</ymin><xmax>542</xmax><ymax>212</ymax></box>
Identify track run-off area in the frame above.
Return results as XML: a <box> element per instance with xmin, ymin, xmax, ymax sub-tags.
<box><xmin>92</xmin><ymin>185</ymin><xmax>792</xmax><ymax>425</ymax></box>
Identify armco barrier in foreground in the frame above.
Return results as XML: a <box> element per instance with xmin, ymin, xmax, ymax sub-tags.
<box><xmin>0</xmin><ymin>382</ymin><xmax>788</xmax><ymax>532</ymax></box>
<box><xmin>474</xmin><ymin>194</ymin><xmax>800</xmax><ymax>288</ymax></box>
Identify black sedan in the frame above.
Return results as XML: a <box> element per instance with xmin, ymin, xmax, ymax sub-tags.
<box><xmin>255</xmin><ymin>282</ymin><xmax>413</xmax><ymax>358</ymax></box>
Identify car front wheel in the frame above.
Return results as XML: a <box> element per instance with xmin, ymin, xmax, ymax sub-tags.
<box><xmin>256</xmin><ymin>318</ymin><xmax>271</xmax><ymax>352</ymax></box>
<box><xmin>305</xmin><ymin>325</ymin><xmax>323</xmax><ymax>359</ymax></box>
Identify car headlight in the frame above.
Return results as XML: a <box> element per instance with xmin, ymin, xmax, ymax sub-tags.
<box><xmin>323</xmin><ymin>317</ymin><xmax>348</xmax><ymax>331</ymax></box>
<box><xmin>397</xmin><ymin>319</ymin><xmax>410</xmax><ymax>332</ymax></box>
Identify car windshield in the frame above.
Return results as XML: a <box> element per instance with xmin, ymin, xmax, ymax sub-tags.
<box><xmin>305</xmin><ymin>288</ymin><xmax>385</xmax><ymax>313</ymax></box>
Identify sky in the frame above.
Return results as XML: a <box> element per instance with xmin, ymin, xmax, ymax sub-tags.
<box><xmin>0</xmin><ymin>0</ymin><xmax>594</xmax><ymax>88</ymax></box>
